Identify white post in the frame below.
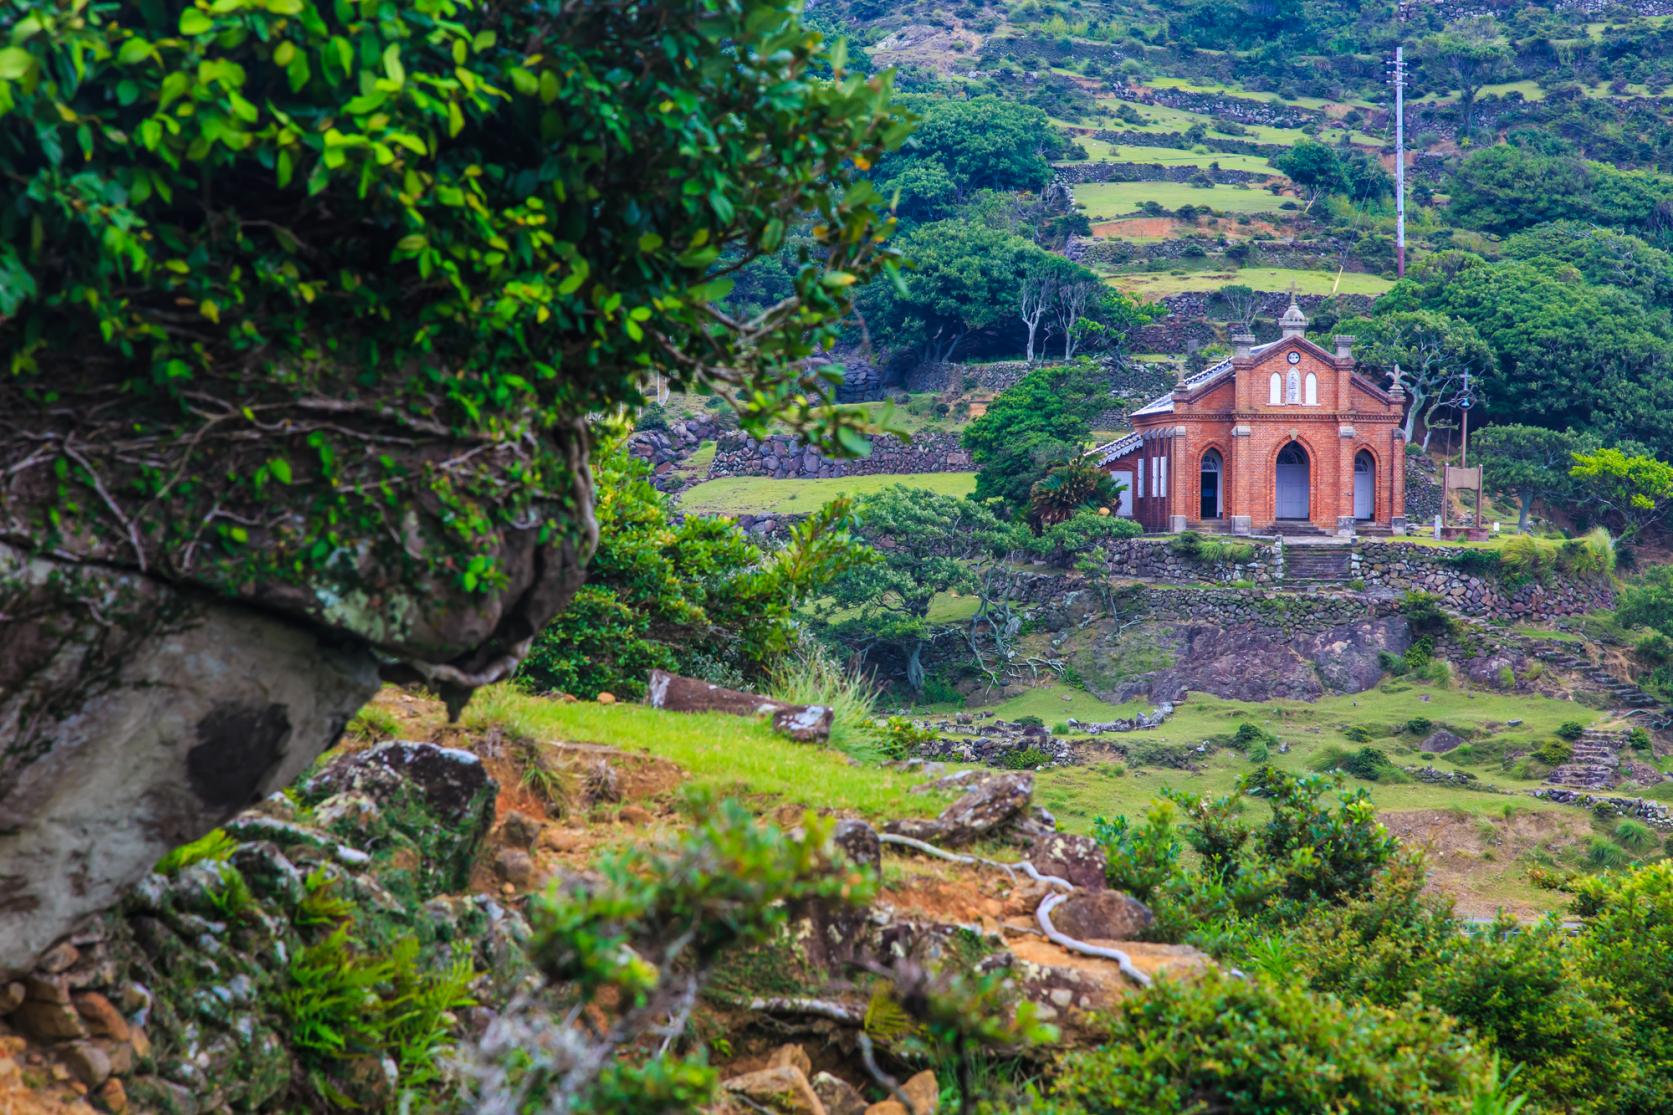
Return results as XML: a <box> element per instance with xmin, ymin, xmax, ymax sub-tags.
<box><xmin>1394</xmin><ymin>45</ymin><xmax>1406</xmax><ymax>278</ymax></box>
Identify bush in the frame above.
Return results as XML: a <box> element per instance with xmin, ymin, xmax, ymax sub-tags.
<box><xmin>1401</xmin><ymin>592</ymin><xmax>1452</xmax><ymax>637</ymax></box>
<box><xmin>1040</xmin><ymin>971</ymin><xmax>1491</xmax><ymax>1115</ymax></box>
<box><xmin>635</xmin><ymin>402</ymin><xmax>669</xmax><ymax>431</ymax></box>
<box><xmin>1615</xmin><ymin>818</ymin><xmax>1657</xmax><ymax>852</ymax></box>
<box><xmin>1341</xmin><ymin>724</ymin><xmax>1376</xmax><ymax>744</ymax></box>
<box><xmin>997</xmin><ymin>745</ymin><xmax>1055</xmax><ymax>770</ymax></box>
<box><xmin>1406</xmin><ymin>717</ymin><xmax>1434</xmax><ymax>736</ymax></box>
<box><xmin>1557</xmin><ymin>721</ymin><xmax>1586</xmax><ymax>741</ymax></box>
<box><xmin>1170</xmin><ymin>531</ymin><xmax>1255</xmax><ymax>564</ymax></box>
<box><xmin>1534</xmin><ymin>739</ymin><xmax>1574</xmax><ymax>765</ymax></box>
<box><xmin>1313</xmin><ymin>745</ymin><xmax>1405</xmax><ymax>783</ymax></box>
<box><xmin>1093</xmin><ymin>801</ymin><xmax>1181</xmax><ymax>902</ymax></box>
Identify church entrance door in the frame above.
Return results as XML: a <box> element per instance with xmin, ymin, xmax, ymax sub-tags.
<box><xmin>1275</xmin><ymin>442</ymin><xmax>1309</xmax><ymax>520</ymax></box>
<box><xmin>1354</xmin><ymin>451</ymin><xmax>1374</xmax><ymax>520</ymax></box>
<box><xmin>1200</xmin><ymin>449</ymin><xmax>1223</xmax><ymax>520</ymax></box>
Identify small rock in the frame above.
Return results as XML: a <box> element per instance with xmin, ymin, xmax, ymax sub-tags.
<box><xmin>72</xmin><ymin>992</ymin><xmax>129</xmax><ymax>1041</ymax></box>
<box><xmin>11</xmin><ymin>999</ymin><xmax>87</xmax><ymax>1041</ymax></box>
<box><xmin>1046</xmin><ymin>891</ymin><xmax>1154</xmax><ymax>941</ymax></box>
<box><xmin>812</xmin><ymin>1072</ymin><xmax>867</xmax><ymax>1115</ymax></box>
<box><xmin>495</xmin><ymin>848</ymin><xmax>536</xmax><ymax>888</ymax></box>
<box><xmin>884</xmin><ymin>773</ymin><xmax>1033</xmax><ymax>848</ymax></box>
<box><xmin>596</xmin><ymin>691</ymin><xmax>617</xmax><ymax>704</ymax></box>
<box><xmin>723</xmin><ymin>1064</ymin><xmax>824</xmax><ymax>1114</ymax></box>
<box><xmin>499</xmin><ymin>811</ymin><xmax>541</xmax><ymax>849</ymax></box>
<box><xmin>0</xmin><ymin>981</ymin><xmax>24</xmax><ymax>1014</ymax></box>
<box><xmin>618</xmin><ymin>805</ymin><xmax>653</xmax><ymax>826</ymax></box>
<box><xmin>96</xmin><ymin>1077</ymin><xmax>129</xmax><ymax>1114</ymax></box>
<box><xmin>61</xmin><ymin>1040</ymin><xmax>112</xmax><ymax>1088</ymax></box>
<box><xmin>37</xmin><ymin>941</ymin><xmax>80</xmax><ymax>974</ymax></box>
<box><xmin>1027</xmin><ymin>833</ymin><xmax>1107</xmax><ymax>890</ymax></box>
<box><xmin>866</xmin><ymin>1070</ymin><xmax>939</xmax><ymax>1115</ymax></box>
<box><xmin>774</xmin><ymin>704</ymin><xmax>835</xmax><ymax>743</ymax></box>
<box><xmin>767</xmin><ymin>1043</ymin><xmax>812</xmax><ymax>1079</ymax></box>
<box><xmin>832</xmin><ymin>819</ymin><xmax>881</xmax><ymax>874</ymax></box>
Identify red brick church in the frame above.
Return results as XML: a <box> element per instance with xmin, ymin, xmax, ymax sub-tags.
<box><xmin>1094</xmin><ymin>300</ymin><xmax>1407</xmax><ymax>535</ymax></box>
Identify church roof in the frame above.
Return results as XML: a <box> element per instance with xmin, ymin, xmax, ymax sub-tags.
<box><xmin>1125</xmin><ymin>339</ymin><xmax>1279</xmax><ymax>420</ymax></box>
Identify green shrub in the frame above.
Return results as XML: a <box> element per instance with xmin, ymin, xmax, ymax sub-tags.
<box><xmin>1406</xmin><ymin>717</ymin><xmax>1434</xmax><ymax>736</ymax></box>
<box><xmin>1558</xmin><ymin>528</ymin><xmax>1616</xmax><ymax>577</ymax></box>
<box><xmin>1587</xmin><ymin>835</ymin><xmax>1632</xmax><ymax>869</ymax></box>
<box><xmin>1040</xmin><ymin>971</ymin><xmax>1491</xmax><ymax>1115</ymax></box>
<box><xmin>1497</xmin><ymin>664</ymin><xmax>1517</xmax><ymax>689</ymax></box>
<box><xmin>280</xmin><ymin>926</ymin><xmax>476</xmax><ymax>1101</ymax></box>
<box><xmin>635</xmin><ymin>402</ymin><xmax>669</xmax><ymax>431</ymax></box>
<box><xmin>1615</xmin><ymin>818</ymin><xmax>1657</xmax><ymax>852</ymax></box>
<box><xmin>1401</xmin><ymin>592</ymin><xmax>1453</xmax><ymax>637</ymax></box>
<box><xmin>876</xmin><ymin>716</ymin><xmax>934</xmax><ymax>761</ymax></box>
<box><xmin>1452</xmin><ymin>547</ymin><xmax>1504</xmax><ymax>576</ymax></box>
<box><xmin>1093</xmin><ymin>801</ymin><xmax>1181</xmax><ymax>902</ymax></box>
<box><xmin>1574</xmin><ymin>861</ymin><xmax>1673</xmax><ymax>1104</ymax></box>
<box><xmin>1313</xmin><ymin>745</ymin><xmax>1405</xmax><ymax>783</ymax></box>
<box><xmin>1534</xmin><ymin>739</ymin><xmax>1574</xmax><ymax>765</ymax></box>
<box><xmin>997</xmin><ymin>745</ymin><xmax>1055</xmax><ymax>770</ymax></box>
<box><xmin>1630</xmin><ymin>727</ymin><xmax>1653</xmax><ymax>752</ymax></box>
<box><xmin>919</xmin><ymin>672</ymin><xmax>965</xmax><ymax>707</ymax></box>
<box><xmin>770</xmin><ymin>638</ymin><xmax>880</xmax><ymax>759</ymax></box>
<box><xmin>344</xmin><ymin>703</ymin><xmax>400</xmax><ymax>743</ymax></box>
<box><xmin>1245</xmin><ymin>766</ymin><xmax>1399</xmax><ymax>906</ymax></box>
<box><xmin>1168</xmin><ymin>531</ymin><xmax>1255</xmax><ymax>565</ymax></box>
<box><xmin>1341</xmin><ymin>724</ymin><xmax>1375</xmax><ymax>744</ymax></box>
<box><xmin>1557</xmin><ymin>721</ymin><xmax>1586</xmax><ymax>742</ymax></box>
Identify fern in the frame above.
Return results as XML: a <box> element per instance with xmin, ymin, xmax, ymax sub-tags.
<box><xmin>863</xmin><ymin>985</ymin><xmax>919</xmax><ymax>1044</ymax></box>
<box><xmin>154</xmin><ymin>829</ymin><xmax>238</xmax><ymax>875</ymax></box>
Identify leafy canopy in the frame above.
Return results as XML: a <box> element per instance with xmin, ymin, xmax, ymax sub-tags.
<box><xmin>0</xmin><ymin>0</ymin><xmax>906</xmax><ymax>639</ymax></box>
<box><xmin>963</xmin><ymin>361</ymin><xmax>1116</xmax><ymax>514</ymax></box>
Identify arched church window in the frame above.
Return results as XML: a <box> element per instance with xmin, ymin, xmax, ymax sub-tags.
<box><xmin>1269</xmin><ymin>372</ymin><xmax>1282</xmax><ymax>405</ymax></box>
<box><xmin>1304</xmin><ymin>372</ymin><xmax>1318</xmax><ymax>406</ymax></box>
<box><xmin>1286</xmin><ymin>369</ymin><xmax>1301</xmax><ymax>404</ymax></box>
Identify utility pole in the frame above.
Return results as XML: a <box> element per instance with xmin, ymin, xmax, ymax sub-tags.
<box><xmin>1390</xmin><ymin>2</ymin><xmax>1411</xmax><ymax>278</ymax></box>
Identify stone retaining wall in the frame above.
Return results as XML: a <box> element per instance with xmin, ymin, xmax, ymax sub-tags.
<box><xmin>707</xmin><ymin>431</ymin><xmax>971</xmax><ymax>480</ymax></box>
<box><xmin>1054</xmin><ymin>162</ymin><xmax>1268</xmax><ymax>185</ymax></box>
<box><xmin>1092</xmin><ymin>129</ymin><xmax>1286</xmax><ymax>158</ymax></box>
<box><xmin>1354</xmin><ymin>543</ymin><xmax>1615</xmax><ymax>618</ymax></box>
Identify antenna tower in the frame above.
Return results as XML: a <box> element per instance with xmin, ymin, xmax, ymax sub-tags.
<box><xmin>1389</xmin><ymin>2</ymin><xmax>1412</xmax><ymax>277</ymax></box>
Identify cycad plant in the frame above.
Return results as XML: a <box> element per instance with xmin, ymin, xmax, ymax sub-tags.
<box><xmin>1028</xmin><ymin>456</ymin><xmax>1120</xmax><ymax>528</ymax></box>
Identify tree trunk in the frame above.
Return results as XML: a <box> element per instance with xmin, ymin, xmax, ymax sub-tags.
<box><xmin>1025</xmin><ymin>321</ymin><xmax>1037</xmax><ymax>363</ymax></box>
<box><xmin>1519</xmin><ymin>491</ymin><xmax>1533</xmax><ymax>533</ymax></box>
<box><xmin>1402</xmin><ymin>392</ymin><xmax>1424</xmax><ymax>445</ymax></box>
<box><xmin>906</xmin><ymin>640</ymin><xmax>926</xmax><ymax>692</ymax></box>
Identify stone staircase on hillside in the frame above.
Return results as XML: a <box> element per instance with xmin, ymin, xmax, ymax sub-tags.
<box><xmin>1523</xmin><ymin>642</ymin><xmax>1661</xmax><ymax>710</ymax></box>
<box><xmin>1546</xmin><ymin>728</ymin><xmax>1636</xmax><ymax>791</ymax></box>
<box><xmin>1283</xmin><ymin>543</ymin><xmax>1353</xmax><ymax>584</ymax></box>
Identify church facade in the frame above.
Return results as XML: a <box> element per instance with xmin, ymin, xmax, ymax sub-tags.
<box><xmin>1093</xmin><ymin>301</ymin><xmax>1407</xmax><ymax>536</ymax></box>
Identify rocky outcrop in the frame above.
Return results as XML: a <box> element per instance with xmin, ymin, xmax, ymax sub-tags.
<box><xmin>0</xmin><ymin>547</ymin><xmax>380</xmax><ymax>975</ymax></box>
<box><xmin>0</xmin><ymin>740</ymin><xmax>528</xmax><ymax>1109</ymax></box>
<box><xmin>645</xmin><ymin>670</ymin><xmax>833</xmax><ymax>742</ymax></box>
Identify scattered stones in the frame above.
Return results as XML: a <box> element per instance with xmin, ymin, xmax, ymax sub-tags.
<box><xmin>1405</xmin><ymin>766</ymin><xmax>1500</xmax><ymax>791</ymax></box>
<box><xmin>70</xmin><ymin>994</ymin><xmax>127</xmax><ymax>1042</ymax></box>
<box><xmin>1535</xmin><ymin>789</ymin><xmax>1673</xmax><ymax>829</ymax></box>
<box><xmin>1066</xmin><ymin>703</ymin><xmax>1175</xmax><ymax>734</ymax></box>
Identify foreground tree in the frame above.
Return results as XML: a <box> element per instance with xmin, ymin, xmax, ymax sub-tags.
<box><xmin>1571</xmin><ymin>448</ymin><xmax>1673</xmax><ymax>542</ymax></box>
<box><xmin>0</xmin><ymin>0</ymin><xmax>905</xmax><ymax>972</ymax></box>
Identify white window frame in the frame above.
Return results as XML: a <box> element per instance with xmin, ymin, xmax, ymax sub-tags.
<box><xmin>1269</xmin><ymin>372</ymin><xmax>1283</xmax><ymax>406</ymax></box>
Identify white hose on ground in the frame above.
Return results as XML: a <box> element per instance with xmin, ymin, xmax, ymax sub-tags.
<box><xmin>1036</xmin><ymin>891</ymin><xmax>1152</xmax><ymax>987</ymax></box>
<box><xmin>877</xmin><ymin>832</ymin><xmax>1075</xmax><ymax>890</ymax></box>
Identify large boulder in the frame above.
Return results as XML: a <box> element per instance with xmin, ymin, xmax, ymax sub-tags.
<box><xmin>1303</xmin><ymin>618</ymin><xmax>1412</xmax><ymax>694</ymax></box>
<box><xmin>0</xmin><ymin>546</ymin><xmax>378</xmax><ymax>976</ymax></box>
<box><xmin>1045</xmin><ymin>890</ymin><xmax>1154</xmax><ymax>941</ymax></box>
